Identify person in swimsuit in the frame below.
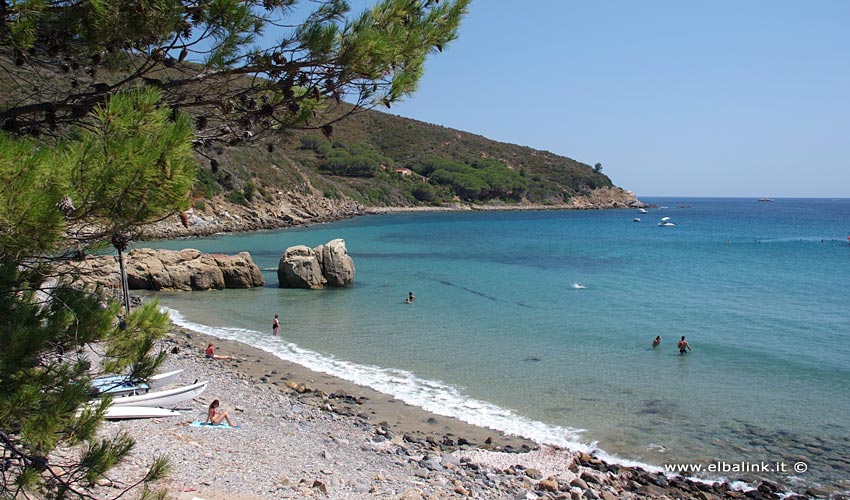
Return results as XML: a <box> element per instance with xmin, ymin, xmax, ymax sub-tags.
<box><xmin>273</xmin><ymin>314</ymin><xmax>280</xmax><ymax>336</ymax></box>
<box><xmin>408</xmin><ymin>291</ymin><xmax>415</xmax><ymax>302</ymax></box>
<box><xmin>206</xmin><ymin>399</ymin><xmax>236</xmax><ymax>427</ymax></box>
<box><xmin>204</xmin><ymin>342</ymin><xmax>233</xmax><ymax>360</ymax></box>
<box><xmin>652</xmin><ymin>336</ymin><xmax>662</xmax><ymax>349</ymax></box>
<box><xmin>677</xmin><ymin>336</ymin><xmax>692</xmax><ymax>355</ymax></box>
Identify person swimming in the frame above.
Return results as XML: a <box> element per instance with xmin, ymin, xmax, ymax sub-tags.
<box><xmin>652</xmin><ymin>336</ymin><xmax>662</xmax><ymax>348</ymax></box>
<box><xmin>677</xmin><ymin>336</ymin><xmax>692</xmax><ymax>355</ymax></box>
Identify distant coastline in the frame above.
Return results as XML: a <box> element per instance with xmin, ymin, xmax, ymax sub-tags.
<box><xmin>140</xmin><ymin>186</ymin><xmax>646</xmax><ymax>241</ymax></box>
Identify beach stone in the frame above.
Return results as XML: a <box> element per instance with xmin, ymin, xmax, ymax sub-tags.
<box><xmin>570</xmin><ymin>478</ymin><xmax>589</xmax><ymax>490</ymax></box>
<box><xmin>580</xmin><ymin>471</ymin><xmax>602</xmax><ymax>485</ymax></box>
<box><xmin>423</xmin><ymin>458</ymin><xmax>443</xmax><ymax>471</ymax></box>
<box><xmin>582</xmin><ymin>488</ymin><xmax>599</xmax><ymax>499</ymax></box>
<box><xmin>400</xmin><ymin>488</ymin><xmax>424</xmax><ymax>500</ymax></box>
<box><xmin>441</xmin><ymin>453</ymin><xmax>461</xmax><ymax>467</ymax></box>
<box><xmin>525</xmin><ymin>468</ymin><xmax>543</xmax><ymax>479</ymax></box>
<box><xmin>599</xmin><ymin>491</ymin><xmax>618</xmax><ymax>500</ymax></box>
<box><xmin>354</xmin><ymin>482</ymin><xmax>370</xmax><ymax>493</ymax></box>
<box><xmin>311</xmin><ymin>479</ymin><xmax>329</xmax><ymax>494</ymax></box>
<box><xmin>537</xmin><ymin>478</ymin><xmax>559</xmax><ymax>492</ymax></box>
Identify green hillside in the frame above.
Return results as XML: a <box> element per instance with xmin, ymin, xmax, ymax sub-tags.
<box><xmin>200</xmin><ymin>104</ymin><xmax>613</xmax><ymax>208</ymax></box>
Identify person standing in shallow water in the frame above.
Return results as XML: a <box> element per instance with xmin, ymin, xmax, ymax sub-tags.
<box><xmin>273</xmin><ymin>314</ymin><xmax>280</xmax><ymax>335</ymax></box>
<box><xmin>652</xmin><ymin>336</ymin><xmax>662</xmax><ymax>349</ymax></box>
<box><xmin>677</xmin><ymin>336</ymin><xmax>692</xmax><ymax>355</ymax></box>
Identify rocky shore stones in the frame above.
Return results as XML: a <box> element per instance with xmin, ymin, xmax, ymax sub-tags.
<box><xmin>277</xmin><ymin>238</ymin><xmax>355</xmax><ymax>288</ymax></box>
<box><xmin>55</xmin><ymin>248</ymin><xmax>264</xmax><ymax>291</ymax></box>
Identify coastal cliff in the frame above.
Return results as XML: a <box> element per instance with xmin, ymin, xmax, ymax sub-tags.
<box><xmin>140</xmin><ymin>185</ymin><xmax>645</xmax><ymax>240</ymax></box>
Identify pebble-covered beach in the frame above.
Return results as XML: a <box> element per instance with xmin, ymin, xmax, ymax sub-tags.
<box><xmin>87</xmin><ymin>327</ymin><xmax>817</xmax><ymax>500</ymax></box>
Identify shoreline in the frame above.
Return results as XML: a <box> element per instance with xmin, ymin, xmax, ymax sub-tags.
<box><xmin>169</xmin><ymin>326</ymin><xmax>537</xmax><ymax>454</ymax></box>
<box><xmin>139</xmin><ymin>186</ymin><xmax>647</xmax><ymax>241</ymax></box>
<box><xmin>87</xmin><ymin>318</ymin><xmax>816</xmax><ymax>499</ymax></box>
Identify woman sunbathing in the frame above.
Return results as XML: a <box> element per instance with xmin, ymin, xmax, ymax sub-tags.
<box><xmin>206</xmin><ymin>399</ymin><xmax>236</xmax><ymax>427</ymax></box>
<box><xmin>204</xmin><ymin>342</ymin><xmax>234</xmax><ymax>360</ymax></box>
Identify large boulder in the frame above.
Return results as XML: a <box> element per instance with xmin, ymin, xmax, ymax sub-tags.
<box><xmin>277</xmin><ymin>245</ymin><xmax>327</xmax><ymax>289</ymax></box>
<box><xmin>214</xmin><ymin>252</ymin><xmax>265</xmax><ymax>288</ymax></box>
<box><xmin>318</xmin><ymin>239</ymin><xmax>355</xmax><ymax>287</ymax></box>
<box><xmin>277</xmin><ymin>239</ymin><xmax>356</xmax><ymax>289</ymax></box>
<box><xmin>55</xmin><ymin>248</ymin><xmax>264</xmax><ymax>291</ymax></box>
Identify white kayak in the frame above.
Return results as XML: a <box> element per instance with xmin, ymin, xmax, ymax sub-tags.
<box><xmin>103</xmin><ymin>406</ymin><xmax>181</xmax><ymax>420</ymax></box>
<box><xmin>111</xmin><ymin>380</ymin><xmax>208</xmax><ymax>408</ymax></box>
<box><xmin>147</xmin><ymin>369</ymin><xmax>183</xmax><ymax>389</ymax></box>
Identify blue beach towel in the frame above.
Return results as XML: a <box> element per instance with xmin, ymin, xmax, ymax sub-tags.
<box><xmin>189</xmin><ymin>421</ymin><xmax>240</xmax><ymax>429</ymax></box>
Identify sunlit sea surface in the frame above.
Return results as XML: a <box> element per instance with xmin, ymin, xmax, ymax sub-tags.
<box><xmin>140</xmin><ymin>198</ymin><xmax>850</xmax><ymax>491</ymax></box>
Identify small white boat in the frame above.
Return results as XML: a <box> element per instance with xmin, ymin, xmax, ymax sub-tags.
<box><xmin>638</xmin><ymin>208</ymin><xmax>648</xmax><ymax>213</ymax></box>
<box><xmin>111</xmin><ymin>380</ymin><xmax>208</xmax><ymax>408</ymax></box>
<box><xmin>148</xmin><ymin>369</ymin><xmax>183</xmax><ymax>389</ymax></box>
<box><xmin>91</xmin><ymin>369</ymin><xmax>183</xmax><ymax>397</ymax></box>
<box><xmin>633</xmin><ymin>217</ymin><xmax>641</xmax><ymax>222</ymax></box>
<box><xmin>103</xmin><ymin>406</ymin><xmax>181</xmax><ymax>420</ymax></box>
<box><xmin>91</xmin><ymin>377</ymin><xmax>149</xmax><ymax>397</ymax></box>
<box><xmin>657</xmin><ymin>216</ymin><xmax>676</xmax><ymax>227</ymax></box>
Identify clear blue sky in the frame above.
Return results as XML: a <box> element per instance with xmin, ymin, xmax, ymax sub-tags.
<box><xmin>366</xmin><ymin>1</ymin><xmax>849</xmax><ymax>198</ymax></box>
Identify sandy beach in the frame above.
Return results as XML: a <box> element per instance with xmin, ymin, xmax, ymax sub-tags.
<box><xmin>80</xmin><ymin>320</ymin><xmax>813</xmax><ymax>500</ymax></box>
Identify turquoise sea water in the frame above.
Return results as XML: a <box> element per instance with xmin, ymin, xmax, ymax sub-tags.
<box><xmin>141</xmin><ymin>198</ymin><xmax>850</xmax><ymax>491</ymax></box>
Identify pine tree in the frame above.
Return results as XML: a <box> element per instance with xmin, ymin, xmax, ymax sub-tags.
<box><xmin>0</xmin><ymin>2</ymin><xmax>469</xmax><ymax>497</ymax></box>
<box><xmin>0</xmin><ymin>0</ymin><xmax>471</xmax><ymax>145</ymax></box>
<box><xmin>0</xmin><ymin>87</ymin><xmax>195</xmax><ymax>499</ymax></box>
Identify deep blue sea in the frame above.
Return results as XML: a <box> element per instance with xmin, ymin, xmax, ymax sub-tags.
<box><xmin>140</xmin><ymin>198</ymin><xmax>850</xmax><ymax>491</ymax></box>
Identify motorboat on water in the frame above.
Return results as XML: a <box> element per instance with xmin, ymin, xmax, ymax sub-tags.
<box><xmin>637</xmin><ymin>208</ymin><xmax>648</xmax><ymax>214</ymax></box>
<box><xmin>657</xmin><ymin>216</ymin><xmax>676</xmax><ymax>227</ymax></box>
<box><xmin>633</xmin><ymin>217</ymin><xmax>642</xmax><ymax>222</ymax></box>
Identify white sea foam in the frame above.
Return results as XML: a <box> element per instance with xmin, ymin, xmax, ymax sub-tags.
<box><xmin>161</xmin><ymin>310</ymin><xmax>730</xmax><ymax>481</ymax></box>
<box><xmin>165</xmin><ymin>307</ymin><xmax>597</xmax><ymax>449</ymax></box>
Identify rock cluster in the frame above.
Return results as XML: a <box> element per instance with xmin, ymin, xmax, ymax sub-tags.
<box><xmin>57</xmin><ymin>248</ymin><xmax>264</xmax><ymax>291</ymax></box>
<box><xmin>277</xmin><ymin>238</ymin><xmax>355</xmax><ymax>289</ymax></box>
<box><xmin>566</xmin><ymin>186</ymin><xmax>648</xmax><ymax>209</ymax></box>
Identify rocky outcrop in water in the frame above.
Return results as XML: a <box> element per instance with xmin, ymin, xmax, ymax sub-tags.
<box><xmin>56</xmin><ymin>249</ymin><xmax>264</xmax><ymax>291</ymax></box>
<box><xmin>277</xmin><ymin>239</ymin><xmax>355</xmax><ymax>289</ymax></box>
